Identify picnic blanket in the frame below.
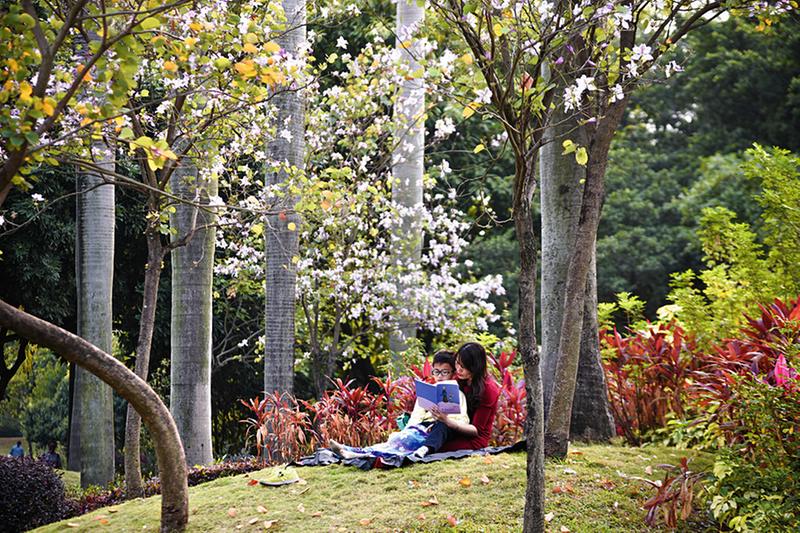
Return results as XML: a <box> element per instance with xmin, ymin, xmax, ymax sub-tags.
<box><xmin>291</xmin><ymin>439</ymin><xmax>526</xmax><ymax>470</ymax></box>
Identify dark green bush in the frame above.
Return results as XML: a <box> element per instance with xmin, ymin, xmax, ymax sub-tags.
<box><xmin>0</xmin><ymin>457</ymin><xmax>77</xmax><ymax>531</ymax></box>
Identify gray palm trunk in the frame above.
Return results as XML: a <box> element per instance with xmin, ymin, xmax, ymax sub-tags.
<box><xmin>72</xmin><ymin>140</ymin><xmax>116</xmax><ymax>488</ymax></box>
<box><xmin>389</xmin><ymin>0</ymin><xmax>425</xmax><ymax>358</ymax></box>
<box><xmin>169</xmin><ymin>156</ymin><xmax>216</xmax><ymax>466</ymax></box>
<box><xmin>539</xmin><ymin>113</ymin><xmax>614</xmax><ymax>442</ymax></box>
<box><xmin>264</xmin><ymin>0</ymin><xmax>305</xmax><ymax>395</ymax></box>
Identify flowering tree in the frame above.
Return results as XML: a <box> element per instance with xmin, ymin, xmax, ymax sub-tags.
<box><xmin>216</xmin><ymin>36</ymin><xmax>505</xmax><ymax>396</ymax></box>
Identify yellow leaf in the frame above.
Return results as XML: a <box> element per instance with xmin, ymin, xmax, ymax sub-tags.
<box><xmin>189</xmin><ymin>21</ymin><xmax>202</xmax><ymax>32</ymax></box>
<box><xmin>287</xmin><ymin>222</ymin><xmax>297</xmax><ymax>231</ymax></box>
<box><xmin>18</xmin><ymin>81</ymin><xmax>33</xmax><ymax>104</ymax></box>
<box><xmin>473</xmin><ymin>143</ymin><xmax>485</xmax><ymax>154</ymax></box>
<box><xmin>234</xmin><ymin>60</ymin><xmax>257</xmax><ymax>78</ymax></box>
<box><xmin>260</xmin><ymin>69</ymin><xmax>286</xmax><ymax>87</ymax></box>
<box><xmin>291</xmin><ymin>255</ymin><xmax>300</xmax><ymax>265</ymax></box>
<box><xmin>458</xmin><ymin>476</ymin><xmax>472</xmax><ymax>487</ymax></box>
<box><xmin>163</xmin><ymin>60</ymin><xmax>178</xmax><ymax>72</ymax></box>
<box><xmin>264</xmin><ymin>41</ymin><xmax>281</xmax><ymax>54</ymax></box>
<box><xmin>561</xmin><ymin>139</ymin><xmax>576</xmax><ymax>155</ymax></box>
<box><xmin>493</xmin><ymin>23</ymin><xmax>503</xmax><ymax>36</ymax></box>
<box><xmin>7</xmin><ymin>58</ymin><xmax>18</xmax><ymax>72</ymax></box>
<box><xmin>463</xmin><ymin>101</ymin><xmax>480</xmax><ymax>119</ymax></box>
<box><xmin>42</xmin><ymin>98</ymin><xmax>55</xmax><ymax>116</ymax></box>
<box><xmin>575</xmin><ymin>147</ymin><xmax>588</xmax><ymax>166</ymax></box>
<box><xmin>243</xmin><ymin>42</ymin><xmax>258</xmax><ymax>54</ymax></box>
<box><xmin>184</xmin><ymin>37</ymin><xmax>198</xmax><ymax>48</ymax></box>
<box><xmin>460</xmin><ymin>53</ymin><xmax>473</xmax><ymax>65</ymax></box>
<box><xmin>251</xmin><ymin>223</ymin><xmax>263</xmax><ymax>236</ymax></box>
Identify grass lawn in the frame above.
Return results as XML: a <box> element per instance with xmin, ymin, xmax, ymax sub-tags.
<box><xmin>36</xmin><ymin>443</ymin><xmax>712</xmax><ymax>532</ymax></box>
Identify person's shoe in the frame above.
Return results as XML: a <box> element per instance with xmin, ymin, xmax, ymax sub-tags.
<box><xmin>411</xmin><ymin>446</ymin><xmax>429</xmax><ymax>459</ymax></box>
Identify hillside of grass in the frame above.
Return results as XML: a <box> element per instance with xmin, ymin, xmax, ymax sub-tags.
<box><xmin>37</xmin><ymin>443</ymin><xmax>712</xmax><ymax>532</ymax></box>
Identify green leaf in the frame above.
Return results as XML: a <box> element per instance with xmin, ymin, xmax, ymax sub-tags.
<box><xmin>140</xmin><ymin>17</ymin><xmax>161</xmax><ymax>30</ymax></box>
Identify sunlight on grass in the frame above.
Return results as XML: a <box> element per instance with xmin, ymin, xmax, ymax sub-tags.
<box><xmin>36</xmin><ymin>444</ymin><xmax>712</xmax><ymax>532</ymax></box>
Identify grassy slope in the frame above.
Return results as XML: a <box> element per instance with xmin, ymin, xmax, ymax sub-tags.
<box><xmin>37</xmin><ymin>444</ymin><xmax>711</xmax><ymax>532</ymax></box>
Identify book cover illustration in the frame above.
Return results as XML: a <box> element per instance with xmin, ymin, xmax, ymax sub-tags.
<box><xmin>414</xmin><ymin>379</ymin><xmax>462</xmax><ymax>414</ymax></box>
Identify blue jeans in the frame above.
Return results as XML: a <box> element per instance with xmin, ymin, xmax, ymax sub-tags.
<box><xmin>421</xmin><ymin>421</ymin><xmax>452</xmax><ymax>452</ymax></box>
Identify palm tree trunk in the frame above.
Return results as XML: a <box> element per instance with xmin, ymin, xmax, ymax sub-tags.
<box><xmin>169</xmin><ymin>157</ymin><xmax>216</xmax><ymax>466</ymax></box>
<box><xmin>73</xmin><ymin>139</ymin><xmax>116</xmax><ymax>488</ymax></box>
<box><xmin>389</xmin><ymin>0</ymin><xmax>425</xmax><ymax>359</ymax></box>
<box><xmin>264</xmin><ymin>0</ymin><xmax>305</xmax><ymax>395</ymax></box>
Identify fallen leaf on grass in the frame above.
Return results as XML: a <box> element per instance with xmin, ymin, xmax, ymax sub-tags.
<box><xmin>248</xmin><ymin>518</ymin><xmax>259</xmax><ymax>525</ymax></box>
<box><xmin>95</xmin><ymin>515</ymin><xmax>109</xmax><ymax>520</ymax></box>
<box><xmin>263</xmin><ymin>520</ymin><xmax>278</xmax><ymax>529</ymax></box>
<box><xmin>227</xmin><ymin>508</ymin><xmax>237</xmax><ymax>518</ymax></box>
<box><xmin>66</xmin><ymin>524</ymin><xmax>81</xmax><ymax>528</ymax></box>
<box><xmin>297</xmin><ymin>478</ymin><xmax>308</xmax><ymax>485</ymax></box>
<box><xmin>108</xmin><ymin>509</ymin><xmax>119</xmax><ymax>513</ymax></box>
<box><xmin>563</xmin><ymin>467</ymin><xmax>577</xmax><ymax>475</ymax></box>
<box><xmin>408</xmin><ymin>479</ymin><xmax>420</xmax><ymax>488</ymax></box>
<box><xmin>458</xmin><ymin>476</ymin><xmax>472</xmax><ymax>487</ymax></box>
<box><xmin>297</xmin><ymin>503</ymin><xmax>305</xmax><ymax>513</ymax></box>
<box><xmin>482</xmin><ymin>456</ymin><xmax>494</xmax><ymax>464</ymax></box>
<box><xmin>447</xmin><ymin>515</ymin><xmax>459</xmax><ymax>526</ymax></box>
<box><xmin>98</xmin><ymin>519</ymin><xmax>110</xmax><ymax>525</ymax></box>
<box><xmin>544</xmin><ymin>512</ymin><xmax>554</xmax><ymax>523</ymax></box>
<box><xmin>256</xmin><ymin>505</ymin><xmax>268</xmax><ymax>514</ymax></box>
<box><xmin>359</xmin><ymin>518</ymin><xmax>372</xmax><ymax>526</ymax></box>
<box><xmin>420</xmin><ymin>495</ymin><xmax>439</xmax><ymax>507</ymax></box>
<box><xmin>311</xmin><ymin>511</ymin><xmax>323</xmax><ymax>517</ymax></box>
<box><xmin>552</xmin><ymin>484</ymin><xmax>575</xmax><ymax>494</ymax></box>
<box><xmin>560</xmin><ymin>526</ymin><xmax>571</xmax><ymax>532</ymax></box>
<box><xmin>417</xmin><ymin>513</ymin><xmax>426</xmax><ymax>521</ymax></box>
<box><xmin>480</xmin><ymin>475</ymin><xmax>490</xmax><ymax>485</ymax></box>
<box><xmin>599</xmin><ymin>478</ymin><xmax>616</xmax><ymax>490</ymax></box>
<box><xmin>644</xmin><ymin>465</ymin><xmax>653</xmax><ymax>475</ymax></box>
<box><xmin>248</xmin><ymin>479</ymin><xmax>258</xmax><ymax>486</ymax></box>
<box><xmin>570</xmin><ymin>451</ymin><xmax>584</xmax><ymax>456</ymax></box>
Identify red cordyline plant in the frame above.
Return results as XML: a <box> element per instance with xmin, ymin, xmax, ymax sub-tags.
<box><xmin>641</xmin><ymin>457</ymin><xmax>705</xmax><ymax>528</ymax></box>
<box><xmin>239</xmin><ymin>393</ymin><xmax>317</xmax><ymax>463</ymax></box>
<box><xmin>488</xmin><ymin>350</ymin><xmax>527</xmax><ymax>445</ymax></box>
<box><xmin>601</xmin><ymin>322</ymin><xmax>701</xmax><ymax>445</ymax></box>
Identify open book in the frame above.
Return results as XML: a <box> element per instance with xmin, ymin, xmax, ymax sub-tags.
<box><xmin>414</xmin><ymin>379</ymin><xmax>462</xmax><ymax>415</ymax></box>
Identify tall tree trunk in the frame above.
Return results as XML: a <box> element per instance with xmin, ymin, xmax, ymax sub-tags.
<box><xmin>514</xmin><ymin>157</ymin><xmax>546</xmax><ymax>533</ymax></box>
<box><xmin>264</xmin><ymin>0</ymin><xmax>305</xmax><ymax>395</ymax></box>
<box><xmin>125</xmin><ymin>213</ymin><xmax>165</xmax><ymax>497</ymax></box>
<box><xmin>73</xmin><ymin>140</ymin><xmax>116</xmax><ymax>488</ymax></box>
<box><xmin>539</xmin><ymin>113</ymin><xmax>613</xmax><ymax>441</ymax></box>
<box><xmin>544</xmin><ymin>100</ymin><xmax>628</xmax><ymax>458</ymax></box>
<box><xmin>389</xmin><ymin>0</ymin><xmax>425</xmax><ymax>359</ymax></box>
<box><xmin>0</xmin><ymin>300</ymin><xmax>189</xmax><ymax>532</ymax></box>
<box><xmin>170</xmin><ymin>158</ymin><xmax>216</xmax><ymax>466</ymax></box>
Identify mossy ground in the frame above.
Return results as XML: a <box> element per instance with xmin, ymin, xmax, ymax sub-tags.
<box><xmin>36</xmin><ymin>443</ymin><xmax>712</xmax><ymax>532</ymax></box>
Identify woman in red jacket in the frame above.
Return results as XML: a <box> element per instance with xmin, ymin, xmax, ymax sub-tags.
<box><xmin>412</xmin><ymin>342</ymin><xmax>500</xmax><ymax>457</ymax></box>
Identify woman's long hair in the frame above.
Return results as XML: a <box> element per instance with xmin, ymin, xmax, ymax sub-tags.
<box><xmin>456</xmin><ymin>342</ymin><xmax>487</xmax><ymax>416</ymax></box>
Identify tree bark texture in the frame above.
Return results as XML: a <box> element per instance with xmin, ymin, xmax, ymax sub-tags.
<box><xmin>264</xmin><ymin>0</ymin><xmax>305</xmax><ymax>395</ymax></box>
<box><xmin>539</xmin><ymin>113</ymin><xmax>614</xmax><ymax>441</ymax></box>
<box><xmin>389</xmin><ymin>0</ymin><xmax>425</xmax><ymax>358</ymax></box>
<box><xmin>169</xmin><ymin>158</ymin><xmax>216</xmax><ymax>466</ymax></box>
<box><xmin>0</xmin><ymin>300</ymin><xmax>189</xmax><ymax>531</ymax></box>
<box><xmin>73</xmin><ymin>141</ymin><xmax>116</xmax><ymax>488</ymax></box>
<box><xmin>514</xmin><ymin>160</ymin><xmax>546</xmax><ymax>533</ymax></box>
<box><xmin>125</xmin><ymin>224</ymin><xmax>165</xmax><ymax>497</ymax></box>
<box><xmin>544</xmin><ymin>100</ymin><xmax>627</xmax><ymax>458</ymax></box>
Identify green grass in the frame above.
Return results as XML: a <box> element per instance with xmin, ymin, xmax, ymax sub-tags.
<box><xmin>36</xmin><ymin>443</ymin><xmax>712</xmax><ymax>532</ymax></box>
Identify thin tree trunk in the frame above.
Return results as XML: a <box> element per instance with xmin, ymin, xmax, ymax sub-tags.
<box><xmin>389</xmin><ymin>0</ymin><xmax>425</xmax><ymax>359</ymax></box>
<box><xmin>170</xmin><ymin>158</ymin><xmax>216</xmax><ymax>466</ymax></box>
<box><xmin>264</xmin><ymin>0</ymin><xmax>305</xmax><ymax>395</ymax></box>
<box><xmin>514</xmin><ymin>157</ymin><xmax>546</xmax><ymax>533</ymax></box>
<box><xmin>0</xmin><ymin>300</ymin><xmax>189</xmax><ymax>532</ymax></box>
<box><xmin>73</xmin><ymin>140</ymin><xmax>115</xmax><ymax>487</ymax></box>
<box><xmin>539</xmin><ymin>112</ymin><xmax>613</xmax><ymax>441</ymax></box>
<box><xmin>125</xmin><ymin>217</ymin><xmax>165</xmax><ymax>497</ymax></box>
<box><xmin>544</xmin><ymin>100</ymin><xmax>627</xmax><ymax>458</ymax></box>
